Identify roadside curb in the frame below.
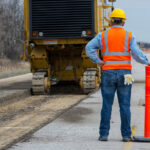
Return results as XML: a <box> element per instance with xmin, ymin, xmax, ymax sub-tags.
<box><xmin>0</xmin><ymin>73</ymin><xmax>32</xmax><ymax>87</ymax></box>
<box><xmin>0</xmin><ymin>90</ymin><xmax>30</xmax><ymax>105</ymax></box>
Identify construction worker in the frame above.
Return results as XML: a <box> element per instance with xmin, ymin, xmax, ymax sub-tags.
<box><xmin>85</xmin><ymin>8</ymin><xmax>150</xmax><ymax>142</ymax></box>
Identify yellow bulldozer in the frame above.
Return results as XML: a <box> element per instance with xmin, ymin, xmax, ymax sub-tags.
<box><xmin>23</xmin><ymin>0</ymin><xmax>116</xmax><ymax>94</ymax></box>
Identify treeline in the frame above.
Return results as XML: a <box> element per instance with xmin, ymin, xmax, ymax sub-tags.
<box><xmin>0</xmin><ymin>0</ymin><xmax>149</xmax><ymax>60</ymax></box>
<box><xmin>0</xmin><ymin>0</ymin><xmax>24</xmax><ymax>60</ymax></box>
<box><xmin>138</xmin><ymin>42</ymin><xmax>150</xmax><ymax>49</ymax></box>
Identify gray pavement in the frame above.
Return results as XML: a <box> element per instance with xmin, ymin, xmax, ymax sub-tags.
<box><xmin>132</xmin><ymin>53</ymin><xmax>150</xmax><ymax>82</ymax></box>
<box><xmin>0</xmin><ymin>74</ymin><xmax>32</xmax><ymax>103</ymax></box>
<box><xmin>9</xmin><ymin>83</ymin><xmax>149</xmax><ymax>150</ymax></box>
<box><xmin>9</xmin><ymin>53</ymin><xmax>150</xmax><ymax>150</ymax></box>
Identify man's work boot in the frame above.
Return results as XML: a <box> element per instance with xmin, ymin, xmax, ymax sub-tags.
<box><xmin>122</xmin><ymin>137</ymin><xmax>133</xmax><ymax>142</ymax></box>
<box><xmin>98</xmin><ymin>136</ymin><xmax>108</xmax><ymax>141</ymax></box>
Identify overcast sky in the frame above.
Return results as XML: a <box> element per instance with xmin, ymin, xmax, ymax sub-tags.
<box><xmin>112</xmin><ymin>0</ymin><xmax>150</xmax><ymax>43</ymax></box>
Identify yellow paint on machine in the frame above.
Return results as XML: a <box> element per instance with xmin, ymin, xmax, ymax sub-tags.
<box><xmin>23</xmin><ymin>0</ymin><xmax>115</xmax><ymax>94</ymax></box>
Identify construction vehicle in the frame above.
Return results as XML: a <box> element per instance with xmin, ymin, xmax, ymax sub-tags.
<box><xmin>23</xmin><ymin>0</ymin><xmax>116</xmax><ymax>95</ymax></box>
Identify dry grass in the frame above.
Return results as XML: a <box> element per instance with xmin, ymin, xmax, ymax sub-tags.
<box><xmin>0</xmin><ymin>59</ymin><xmax>30</xmax><ymax>79</ymax></box>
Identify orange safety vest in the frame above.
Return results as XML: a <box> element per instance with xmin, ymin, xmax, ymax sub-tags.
<box><xmin>101</xmin><ymin>27</ymin><xmax>132</xmax><ymax>70</ymax></box>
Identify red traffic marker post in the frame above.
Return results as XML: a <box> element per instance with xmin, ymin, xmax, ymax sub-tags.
<box><xmin>133</xmin><ymin>65</ymin><xmax>150</xmax><ymax>142</ymax></box>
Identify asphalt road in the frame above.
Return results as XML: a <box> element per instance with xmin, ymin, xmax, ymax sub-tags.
<box><xmin>9</xmin><ymin>83</ymin><xmax>148</xmax><ymax>150</ymax></box>
<box><xmin>8</xmin><ymin>53</ymin><xmax>150</xmax><ymax>150</ymax></box>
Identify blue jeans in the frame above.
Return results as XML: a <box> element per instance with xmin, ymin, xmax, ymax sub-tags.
<box><xmin>99</xmin><ymin>69</ymin><xmax>132</xmax><ymax>138</ymax></box>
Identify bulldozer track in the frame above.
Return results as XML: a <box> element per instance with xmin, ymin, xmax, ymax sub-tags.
<box><xmin>31</xmin><ymin>72</ymin><xmax>47</xmax><ymax>95</ymax></box>
<box><xmin>31</xmin><ymin>69</ymin><xmax>100</xmax><ymax>95</ymax></box>
<box><xmin>83</xmin><ymin>68</ymin><xmax>98</xmax><ymax>94</ymax></box>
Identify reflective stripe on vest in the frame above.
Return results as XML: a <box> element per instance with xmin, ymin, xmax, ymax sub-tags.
<box><xmin>105</xmin><ymin>61</ymin><xmax>131</xmax><ymax>65</ymax></box>
<box><xmin>103</xmin><ymin>30</ymin><xmax>130</xmax><ymax>56</ymax></box>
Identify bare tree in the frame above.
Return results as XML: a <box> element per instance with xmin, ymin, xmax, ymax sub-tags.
<box><xmin>0</xmin><ymin>0</ymin><xmax>24</xmax><ymax>60</ymax></box>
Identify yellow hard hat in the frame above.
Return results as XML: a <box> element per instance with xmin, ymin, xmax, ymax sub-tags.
<box><xmin>110</xmin><ymin>8</ymin><xmax>127</xmax><ymax>20</ymax></box>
